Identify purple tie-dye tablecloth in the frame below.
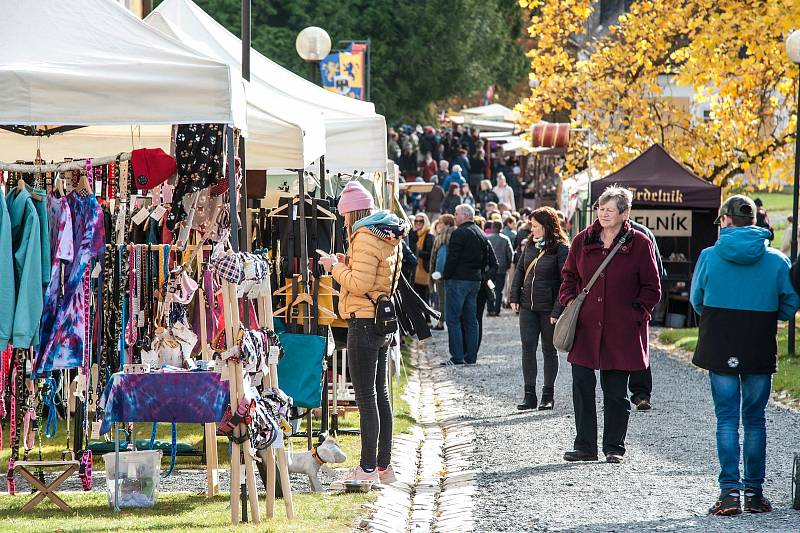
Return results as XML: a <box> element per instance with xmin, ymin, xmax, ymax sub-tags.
<box><xmin>100</xmin><ymin>371</ymin><xmax>230</xmax><ymax>434</ymax></box>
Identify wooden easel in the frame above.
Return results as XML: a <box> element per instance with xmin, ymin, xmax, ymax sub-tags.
<box><xmin>221</xmin><ymin>280</ymin><xmax>260</xmax><ymax>525</ymax></box>
<box><xmin>257</xmin><ymin>283</ymin><xmax>294</xmax><ymax>519</ymax></box>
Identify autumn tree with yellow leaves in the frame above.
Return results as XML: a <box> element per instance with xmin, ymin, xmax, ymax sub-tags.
<box><xmin>516</xmin><ymin>0</ymin><xmax>800</xmax><ymax>188</ymax></box>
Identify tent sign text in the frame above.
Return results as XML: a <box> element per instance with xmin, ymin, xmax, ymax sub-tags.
<box><xmin>628</xmin><ymin>187</ymin><xmax>684</xmax><ymax>204</ymax></box>
<box><xmin>630</xmin><ymin>210</ymin><xmax>692</xmax><ymax>237</ymax></box>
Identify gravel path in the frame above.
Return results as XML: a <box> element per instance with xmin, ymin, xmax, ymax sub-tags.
<box><xmin>428</xmin><ymin>312</ymin><xmax>800</xmax><ymax>532</ymax></box>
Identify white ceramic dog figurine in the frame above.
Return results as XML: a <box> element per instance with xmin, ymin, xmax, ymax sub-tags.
<box><xmin>287</xmin><ymin>438</ymin><xmax>347</xmax><ymax>492</ymax></box>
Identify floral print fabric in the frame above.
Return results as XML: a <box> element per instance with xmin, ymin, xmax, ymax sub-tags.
<box><xmin>167</xmin><ymin>123</ymin><xmax>225</xmax><ymax>231</ymax></box>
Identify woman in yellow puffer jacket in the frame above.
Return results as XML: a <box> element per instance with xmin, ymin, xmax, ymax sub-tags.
<box><xmin>320</xmin><ymin>181</ymin><xmax>409</xmax><ymax>487</ymax></box>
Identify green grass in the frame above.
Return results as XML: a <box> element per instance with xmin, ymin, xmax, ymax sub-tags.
<box><xmin>0</xmin><ymin>345</ymin><xmax>420</xmax><ymax>532</ymax></box>
<box><xmin>0</xmin><ymin>492</ymin><xmax>368</xmax><ymax>533</ymax></box>
<box><xmin>658</xmin><ymin>325</ymin><xmax>800</xmax><ymax>398</ymax></box>
<box><xmin>727</xmin><ymin>188</ymin><xmax>794</xmax><ymax>213</ymax></box>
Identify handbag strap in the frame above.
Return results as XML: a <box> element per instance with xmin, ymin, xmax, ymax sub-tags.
<box><xmin>581</xmin><ymin>230</ymin><xmax>633</xmax><ymax>296</ymax></box>
<box><xmin>523</xmin><ymin>247</ymin><xmax>546</xmax><ymax>285</ymax></box>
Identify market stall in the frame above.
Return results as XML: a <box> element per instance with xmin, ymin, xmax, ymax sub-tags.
<box><xmin>147</xmin><ymin>0</ymin><xmax>387</xmax><ymax>175</ymax></box>
<box><xmin>0</xmin><ymin>0</ymin><xmax>293</xmax><ymax>526</ymax></box>
<box><xmin>590</xmin><ymin>143</ymin><xmax>722</xmax><ymax>326</ymax></box>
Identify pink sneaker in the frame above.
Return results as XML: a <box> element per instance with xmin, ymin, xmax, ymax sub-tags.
<box><xmin>377</xmin><ymin>465</ymin><xmax>397</xmax><ymax>484</ymax></box>
<box><xmin>329</xmin><ymin>466</ymin><xmax>380</xmax><ymax>490</ymax></box>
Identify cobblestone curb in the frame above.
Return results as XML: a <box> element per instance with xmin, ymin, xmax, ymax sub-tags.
<box><xmin>358</xmin><ymin>340</ymin><xmax>476</xmax><ymax>533</ymax></box>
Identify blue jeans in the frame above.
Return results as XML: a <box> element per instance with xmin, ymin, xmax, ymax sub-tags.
<box><xmin>445</xmin><ymin>280</ymin><xmax>481</xmax><ymax>363</ymax></box>
<box><xmin>709</xmin><ymin>372</ymin><xmax>772</xmax><ymax>493</ymax></box>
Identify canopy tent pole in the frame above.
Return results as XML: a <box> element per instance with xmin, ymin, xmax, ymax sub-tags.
<box><xmin>227</xmin><ymin>127</ymin><xmax>239</xmax><ymax>252</ymax></box>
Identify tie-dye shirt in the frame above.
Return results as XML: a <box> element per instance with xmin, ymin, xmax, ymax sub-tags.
<box><xmin>33</xmin><ymin>193</ymin><xmax>105</xmax><ymax>377</ymax></box>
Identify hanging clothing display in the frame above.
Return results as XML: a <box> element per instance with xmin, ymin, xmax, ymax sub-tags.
<box><xmin>33</xmin><ymin>192</ymin><xmax>105</xmax><ymax>377</ymax></box>
<box><xmin>6</xmin><ymin>187</ymin><xmax>43</xmax><ymax>349</ymax></box>
<box><xmin>0</xmin><ymin>189</ymin><xmax>14</xmax><ymax>349</ymax></box>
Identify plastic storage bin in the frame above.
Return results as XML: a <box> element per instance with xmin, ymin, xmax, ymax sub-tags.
<box><xmin>103</xmin><ymin>450</ymin><xmax>162</xmax><ymax>508</ymax></box>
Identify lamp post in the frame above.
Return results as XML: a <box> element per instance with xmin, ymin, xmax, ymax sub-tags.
<box><xmin>296</xmin><ymin>26</ymin><xmax>332</xmax><ymax>85</ymax></box>
<box><xmin>786</xmin><ymin>29</ymin><xmax>800</xmax><ymax>356</ymax></box>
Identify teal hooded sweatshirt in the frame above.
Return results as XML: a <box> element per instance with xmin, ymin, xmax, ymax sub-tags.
<box><xmin>0</xmin><ymin>189</ymin><xmax>15</xmax><ymax>349</ymax></box>
<box><xmin>6</xmin><ymin>188</ymin><xmax>43</xmax><ymax>349</ymax></box>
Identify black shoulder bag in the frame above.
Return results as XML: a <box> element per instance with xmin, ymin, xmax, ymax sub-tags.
<box><xmin>370</xmin><ymin>247</ymin><xmax>403</xmax><ymax>335</ymax></box>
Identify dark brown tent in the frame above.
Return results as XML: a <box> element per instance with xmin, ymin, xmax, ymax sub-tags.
<box><xmin>591</xmin><ymin>144</ymin><xmax>721</xmax><ymax>209</ymax></box>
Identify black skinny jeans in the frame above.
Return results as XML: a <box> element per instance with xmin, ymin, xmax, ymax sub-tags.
<box><xmin>519</xmin><ymin>308</ymin><xmax>558</xmax><ymax>396</ymax></box>
<box><xmin>347</xmin><ymin>318</ymin><xmax>393</xmax><ymax>470</ymax></box>
<box><xmin>571</xmin><ymin>364</ymin><xmax>631</xmax><ymax>456</ymax></box>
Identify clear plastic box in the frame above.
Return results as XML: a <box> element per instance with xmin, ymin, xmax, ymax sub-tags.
<box><xmin>103</xmin><ymin>450</ymin><xmax>162</xmax><ymax>508</ymax></box>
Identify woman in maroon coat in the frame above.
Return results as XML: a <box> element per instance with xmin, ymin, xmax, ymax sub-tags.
<box><xmin>559</xmin><ymin>186</ymin><xmax>661</xmax><ymax>464</ymax></box>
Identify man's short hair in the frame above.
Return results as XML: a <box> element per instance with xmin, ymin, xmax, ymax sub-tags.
<box><xmin>491</xmin><ymin>221</ymin><xmax>502</xmax><ymax>233</ymax></box>
<box><xmin>455</xmin><ymin>204</ymin><xmax>475</xmax><ymax>219</ymax></box>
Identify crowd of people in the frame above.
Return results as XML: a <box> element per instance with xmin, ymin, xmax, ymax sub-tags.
<box><xmin>399</xmin><ymin>176</ymin><xmax>798</xmax><ymax>517</ymax></box>
<box><xmin>389</xmin><ymin>124</ymin><xmax>525</xmax><ymax>218</ymax></box>
<box><xmin>320</xmin><ymin>144</ymin><xmax>800</xmax><ymax>517</ymax></box>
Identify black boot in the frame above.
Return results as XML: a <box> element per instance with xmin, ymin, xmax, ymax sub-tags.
<box><xmin>517</xmin><ymin>386</ymin><xmax>537</xmax><ymax>410</ymax></box>
<box><xmin>538</xmin><ymin>393</ymin><xmax>554</xmax><ymax>410</ymax></box>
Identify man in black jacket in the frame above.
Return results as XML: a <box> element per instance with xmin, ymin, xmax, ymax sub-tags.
<box><xmin>628</xmin><ymin>219</ymin><xmax>666</xmax><ymax>411</ymax></box>
<box><xmin>442</xmin><ymin>204</ymin><xmax>493</xmax><ymax>365</ymax></box>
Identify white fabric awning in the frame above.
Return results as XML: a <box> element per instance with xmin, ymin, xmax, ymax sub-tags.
<box><xmin>149</xmin><ymin>0</ymin><xmax>387</xmax><ymax>173</ymax></box>
<box><xmin>0</xmin><ymin>0</ymin><xmax>245</xmax><ymax>129</ymax></box>
<box><xmin>460</xmin><ymin>103</ymin><xmax>519</xmax><ymax>122</ymax></box>
<box><xmin>146</xmin><ymin>6</ymin><xmax>325</xmax><ymax>169</ymax></box>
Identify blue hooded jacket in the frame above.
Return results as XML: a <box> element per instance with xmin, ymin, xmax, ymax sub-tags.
<box><xmin>691</xmin><ymin>225</ymin><xmax>800</xmax><ymax>374</ymax></box>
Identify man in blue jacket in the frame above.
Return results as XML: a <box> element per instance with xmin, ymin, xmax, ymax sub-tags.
<box><xmin>691</xmin><ymin>195</ymin><xmax>800</xmax><ymax>516</ymax></box>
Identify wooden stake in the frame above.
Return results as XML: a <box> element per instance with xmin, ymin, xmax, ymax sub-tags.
<box><xmin>222</xmin><ymin>281</ymin><xmax>241</xmax><ymax>525</ymax></box>
<box><xmin>259</xmin><ymin>275</ymin><xmax>293</xmax><ymax>519</ymax></box>
<box><xmin>197</xmin><ymin>251</ymin><xmax>220</xmax><ymax>497</ymax></box>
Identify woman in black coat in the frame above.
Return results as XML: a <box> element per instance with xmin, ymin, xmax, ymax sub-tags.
<box><xmin>509</xmin><ymin>207</ymin><xmax>569</xmax><ymax>411</ymax></box>
<box><xmin>441</xmin><ymin>183</ymin><xmax>462</xmax><ymax>215</ymax></box>
<box><xmin>475</xmin><ymin>179</ymin><xmax>499</xmax><ymax>214</ymax></box>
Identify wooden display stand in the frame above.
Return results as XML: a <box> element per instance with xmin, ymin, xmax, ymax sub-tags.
<box><xmin>196</xmin><ymin>252</ymin><xmax>221</xmax><ymax>497</ymax></box>
<box><xmin>221</xmin><ymin>281</ymin><xmax>260</xmax><ymax>525</ymax></box>
<box><xmin>13</xmin><ymin>460</ymin><xmax>79</xmax><ymax>513</ymax></box>
<box><xmin>258</xmin><ymin>283</ymin><xmax>295</xmax><ymax>519</ymax></box>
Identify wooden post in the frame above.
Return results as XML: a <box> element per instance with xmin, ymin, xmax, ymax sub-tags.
<box><xmin>258</xmin><ymin>274</ymin><xmax>294</xmax><ymax>519</ymax></box>
<box><xmin>197</xmin><ymin>251</ymin><xmax>220</xmax><ymax>497</ymax></box>
<box><xmin>221</xmin><ymin>281</ymin><xmax>241</xmax><ymax>525</ymax></box>
<box><xmin>224</xmin><ymin>281</ymin><xmax>261</xmax><ymax>524</ymax></box>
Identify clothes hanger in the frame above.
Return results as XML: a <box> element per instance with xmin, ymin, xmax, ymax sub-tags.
<box><xmin>54</xmin><ymin>171</ymin><xmax>66</xmax><ymax>197</ymax></box>
<box><xmin>75</xmin><ymin>159</ymin><xmax>94</xmax><ymax>196</ymax></box>
<box><xmin>267</xmin><ymin>195</ymin><xmax>336</xmax><ymax>220</ymax></box>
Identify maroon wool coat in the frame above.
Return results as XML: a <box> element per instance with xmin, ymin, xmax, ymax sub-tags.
<box><xmin>559</xmin><ymin>220</ymin><xmax>661</xmax><ymax>371</ymax></box>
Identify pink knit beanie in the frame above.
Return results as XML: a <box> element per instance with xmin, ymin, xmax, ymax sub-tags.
<box><xmin>338</xmin><ymin>180</ymin><xmax>375</xmax><ymax>214</ymax></box>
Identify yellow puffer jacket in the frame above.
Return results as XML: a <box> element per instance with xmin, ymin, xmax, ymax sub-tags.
<box><xmin>331</xmin><ymin>227</ymin><xmax>403</xmax><ymax>319</ymax></box>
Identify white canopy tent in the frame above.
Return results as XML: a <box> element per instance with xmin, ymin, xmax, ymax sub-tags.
<box><xmin>460</xmin><ymin>103</ymin><xmax>519</xmax><ymax>122</ymax></box>
<box><xmin>148</xmin><ymin>0</ymin><xmax>387</xmax><ymax>174</ymax></box>
<box><xmin>146</xmin><ymin>6</ymin><xmax>326</xmax><ymax>169</ymax></box>
<box><xmin>450</xmin><ymin>103</ymin><xmax>519</xmax><ymax>132</ymax></box>
<box><xmin>0</xmin><ymin>0</ymin><xmax>247</xmax><ymax>161</ymax></box>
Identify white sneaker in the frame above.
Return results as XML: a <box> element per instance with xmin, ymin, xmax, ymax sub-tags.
<box><xmin>377</xmin><ymin>465</ymin><xmax>397</xmax><ymax>484</ymax></box>
<box><xmin>329</xmin><ymin>465</ymin><xmax>380</xmax><ymax>490</ymax></box>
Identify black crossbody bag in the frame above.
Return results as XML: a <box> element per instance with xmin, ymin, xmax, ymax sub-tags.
<box><xmin>368</xmin><ymin>247</ymin><xmax>402</xmax><ymax>335</ymax></box>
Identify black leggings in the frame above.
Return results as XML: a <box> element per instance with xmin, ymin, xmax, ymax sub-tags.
<box><xmin>519</xmin><ymin>308</ymin><xmax>558</xmax><ymax>395</ymax></box>
<box><xmin>347</xmin><ymin>318</ymin><xmax>393</xmax><ymax>470</ymax></box>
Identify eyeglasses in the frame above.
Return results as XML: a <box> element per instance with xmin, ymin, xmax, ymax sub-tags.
<box><xmin>414</xmin><ymin>219</ymin><xmax>424</xmax><ymax>223</ymax></box>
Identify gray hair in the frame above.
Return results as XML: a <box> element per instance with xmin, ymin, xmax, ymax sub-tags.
<box><xmin>597</xmin><ymin>185</ymin><xmax>633</xmax><ymax>213</ymax></box>
<box><xmin>455</xmin><ymin>204</ymin><xmax>475</xmax><ymax>219</ymax></box>
<box><xmin>452</xmin><ymin>164</ymin><xmax>462</xmax><ymax>173</ymax></box>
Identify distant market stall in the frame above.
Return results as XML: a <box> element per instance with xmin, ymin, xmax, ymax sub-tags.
<box><xmin>590</xmin><ymin>144</ymin><xmax>722</xmax><ymax>327</ymax></box>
